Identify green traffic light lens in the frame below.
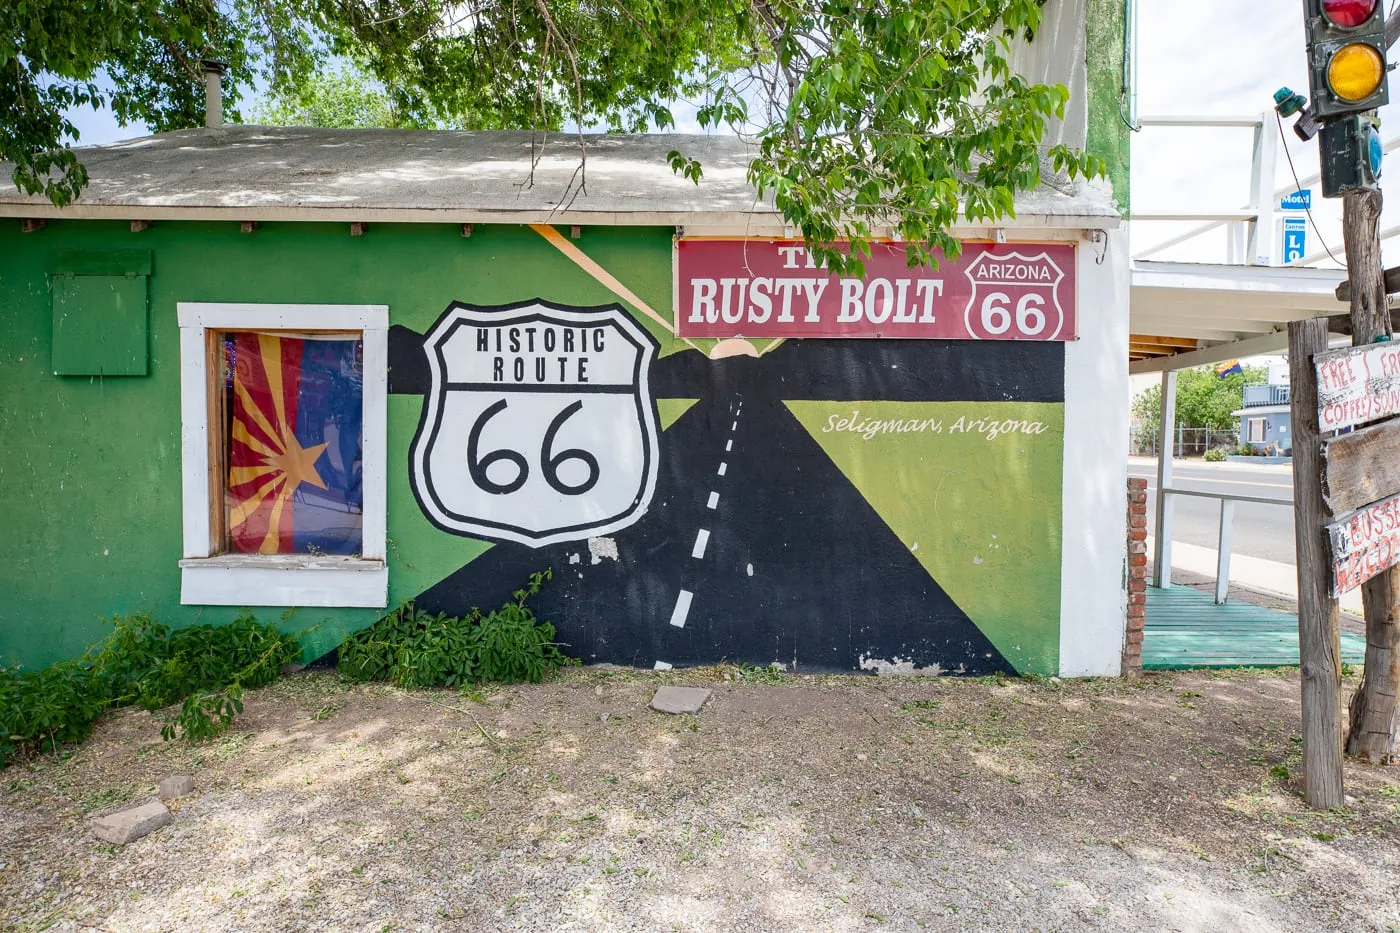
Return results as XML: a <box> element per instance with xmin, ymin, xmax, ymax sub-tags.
<box><xmin>1328</xmin><ymin>43</ymin><xmax>1385</xmax><ymax>101</ymax></box>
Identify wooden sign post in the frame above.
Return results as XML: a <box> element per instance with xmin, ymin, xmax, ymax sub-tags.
<box><xmin>1290</xmin><ymin>317</ymin><xmax>1345</xmax><ymax>809</ymax></box>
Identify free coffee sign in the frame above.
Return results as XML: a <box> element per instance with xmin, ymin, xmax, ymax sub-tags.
<box><xmin>675</xmin><ymin>238</ymin><xmax>1077</xmax><ymax>340</ymax></box>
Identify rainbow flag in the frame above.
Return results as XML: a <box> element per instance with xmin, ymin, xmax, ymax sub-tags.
<box><xmin>226</xmin><ymin>333</ymin><xmax>362</xmax><ymax>554</ymax></box>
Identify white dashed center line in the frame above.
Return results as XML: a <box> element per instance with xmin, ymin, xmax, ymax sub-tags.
<box><xmin>706</xmin><ymin>491</ymin><xmax>720</xmax><ymax>509</ymax></box>
<box><xmin>669</xmin><ymin>589</ymin><xmax>694</xmax><ymax>628</ymax></box>
<box><xmin>731</xmin><ymin>420</ymin><xmax>738</xmax><ymax>431</ymax></box>
<box><xmin>691</xmin><ymin>529</ymin><xmax>711</xmax><ymax>559</ymax></box>
<box><xmin>717</xmin><ymin>462</ymin><xmax>728</xmax><ymax>476</ymax></box>
<box><xmin>725</xmin><ymin>438</ymin><xmax>733</xmax><ymax>451</ymax></box>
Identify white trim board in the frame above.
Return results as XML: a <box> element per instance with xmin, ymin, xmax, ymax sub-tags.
<box><xmin>176</xmin><ymin>302</ymin><xmax>389</xmax><ymax>608</ymax></box>
<box><xmin>1059</xmin><ymin>229</ymin><xmax>1131</xmax><ymax>677</ymax></box>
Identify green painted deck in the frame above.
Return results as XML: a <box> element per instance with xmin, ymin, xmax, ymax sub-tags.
<box><xmin>1143</xmin><ymin>585</ymin><xmax>1368</xmax><ymax>670</ymax></box>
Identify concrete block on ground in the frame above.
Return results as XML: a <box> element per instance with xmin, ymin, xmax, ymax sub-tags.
<box><xmin>91</xmin><ymin>799</ymin><xmax>172</xmax><ymax>845</ymax></box>
<box><xmin>651</xmin><ymin>686</ymin><xmax>712</xmax><ymax>714</ymax></box>
<box><xmin>158</xmin><ymin>775</ymin><xmax>195</xmax><ymax>798</ymax></box>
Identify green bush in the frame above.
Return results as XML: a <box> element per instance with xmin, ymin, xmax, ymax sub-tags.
<box><xmin>338</xmin><ymin>569</ymin><xmax>574</xmax><ymax>688</ymax></box>
<box><xmin>1203</xmin><ymin>448</ymin><xmax>1227</xmax><ymax>462</ymax></box>
<box><xmin>0</xmin><ymin>612</ymin><xmax>300</xmax><ymax>767</ymax></box>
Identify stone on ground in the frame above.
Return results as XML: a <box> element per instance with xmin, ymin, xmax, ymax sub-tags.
<box><xmin>650</xmin><ymin>686</ymin><xmax>712</xmax><ymax>714</ymax></box>
<box><xmin>90</xmin><ymin>799</ymin><xmax>172</xmax><ymax>845</ymax></box>
<box><xmin>158</xmin><ymin>775</ymin><xmax>195</xmax><ymax>798</ymax></box>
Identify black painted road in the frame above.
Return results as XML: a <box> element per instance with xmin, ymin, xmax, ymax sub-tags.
<box><xmin>419</xmin><ymin>360</ymin><xmax>1011</xmax><ymax>673</ymax></box>
<box><xmin>1128</xmin><ymin>459</ymin><xmax>1296</xmax><ymax>564</ymax></box>
<box><xmin>407</xmin><ymin>337</ymin><xmax>1072</xmax><ymax>674</ymax></box>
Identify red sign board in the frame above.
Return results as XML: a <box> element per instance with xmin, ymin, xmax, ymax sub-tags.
<box><xmin>675</xmin><ymin>238</ymin><xmax>1077</xmax><ymax>341</ymax></box>
<box><xmin>1315</xmin><ymin>341</ymin><xmax>1400</xmax><ymax>432</ymax></box>
<box><xmin>1327</xmin><ymin>491</ymin><xmax>1400</xmax><ymax>595</ymax></box>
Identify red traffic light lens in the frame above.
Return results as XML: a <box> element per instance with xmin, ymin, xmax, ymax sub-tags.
<box><xmin>1322</xmin><ymin>0</ymin><xmax>1378</xmax><ymax>28</ymax></box>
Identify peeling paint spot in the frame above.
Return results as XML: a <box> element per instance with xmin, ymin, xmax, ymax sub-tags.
<box><xmin>746</xmin><ymin>563</ymin><xmax>754</xmax><ymax>576</ymax></box>
<box><xmin>568</xmin><ymin>553</ymin><xmax>581</xmax><ymax>565</ymax></box>
<box><xmin>858</xmin><ymin>654</ymin><xmax>947</xmax><ymax>676</ymax></box>
<box><xmin>588</xmin><ymin>536</ymin><xmax>619</xmax><ymax>565</ymax></box>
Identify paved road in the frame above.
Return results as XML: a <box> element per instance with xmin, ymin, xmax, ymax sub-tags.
<box><xmin>1127</xmin><ymin>458</ymin><xmax>1297</xmax><ymax>564</ymax></box>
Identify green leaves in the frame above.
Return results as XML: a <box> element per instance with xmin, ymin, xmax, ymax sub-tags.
<box><xmin>2</xmin><ymin>0</ymin><xmax>255</xmax><ymax>205</ymax></box>
<box><xmin>162</xmin><ymin>684</ymin><xmax>245</xmax><ymax>743</ymax></box>
<box><xmin>730</xmin><ymin>0</ymin><xmax>1105</xmax><ymax>275</ymax></box>
<box><xmin>0</xmin><ymin>611</ymin><xmax>300</xmax><ymax>765</ymax></box>
<box><xmin>8</xmin><ymin>0</ymin><xmax>1103</xmax><ymax>274</ymax></box>
<box><xmin>1132</xmin><ymin>365</ymin><xmax>1268</xmax><ymax>437</ymax></box>
<box><xmin>338</xmin><ymin>569</ymin><xmax>575</xmax><ymax>689</ymax></box>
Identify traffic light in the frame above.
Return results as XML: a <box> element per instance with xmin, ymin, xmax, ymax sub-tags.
<box><xmin>1319</xmin><ymin>114</ymin><xmax>1383</xmax><ymax>196</ymax></box>
<box><xmin>1305</xmin><ymin>0</ymin><xmax>1389</xmax><ymax>120</ymax></box>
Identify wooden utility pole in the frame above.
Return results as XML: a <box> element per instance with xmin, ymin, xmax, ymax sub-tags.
<box><xmin>1341</xmin><ymin>186</ymin><xmax>1400</xmax><ymax>763</ymax></box>
<box><xmin>1291</xmin><ymin>317</ymin><xmax>1345</xmax><ymax>808</ymax></box>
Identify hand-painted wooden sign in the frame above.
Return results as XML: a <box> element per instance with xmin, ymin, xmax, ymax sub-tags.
<box><xmin>1322</xmin><ymin>417</ymin><xmax>1400</xmax><ymax>515</ymax></box>
<box><xmin>675</xmin><ymin>239</ymin><xmax>1077</xmax><ymax>341</ymax></box>
<box><xmin>1314</xmin><ymin>341</ymin><xmax>1400</xmax><ymax>432</ymax></box>
<box><xmin>1327</xmin><ymin>490</ymin><xmax>1400</xmax><ymax>595</ymax></box>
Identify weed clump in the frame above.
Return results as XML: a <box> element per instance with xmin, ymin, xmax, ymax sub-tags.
<box><xmin>0</xmin><ymin>612</ymin><xmax>299</xmax><ymax>766</ymax></box>
<box><xmin>338</xmin><ymin>569</ymin><xmax>574</xmax><ymax>687</ymax></box>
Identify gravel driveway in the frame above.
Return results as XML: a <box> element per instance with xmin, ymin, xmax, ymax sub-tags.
<box><xmin>2</xmin><ymin>668</ymin><xmax>1399</xmax><ymax>932</ymax></box>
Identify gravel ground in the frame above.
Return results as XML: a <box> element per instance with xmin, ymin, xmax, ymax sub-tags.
<box><xmin>2</xmin><ymin>667</ymin><xmax>1399</xmax><ymax>932</ymax></box>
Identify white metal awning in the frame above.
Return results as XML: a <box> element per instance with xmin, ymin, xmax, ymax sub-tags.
<box><xmin>1129</xmin><ymin>260</ymin><xmax>1349</xmax><ymax>373</ymax></box>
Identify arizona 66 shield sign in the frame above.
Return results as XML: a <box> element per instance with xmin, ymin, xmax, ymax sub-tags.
<box><xmin>410</xmin><ymin>300</ymin><xmax>661</xmax><ymax>545</ymax></box>
<box><xmin>675</xmin><ymin>239</ymin><xmax>1076</xmax><ymax>340</ymax></box>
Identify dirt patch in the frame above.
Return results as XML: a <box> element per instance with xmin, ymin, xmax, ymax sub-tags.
<box><xmin>3</xmin><ymin>668</ymin><xmax>1399</xmax><ymax>931</ymax></box>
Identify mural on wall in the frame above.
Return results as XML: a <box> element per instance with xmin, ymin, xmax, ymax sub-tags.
<box><xmin>392</xmin><ymin>236</ymin><xmax>1070</xmax><ymax>676</ymax></box>
<box><xmin>410</xmin><ymin>301</ymin><xmax>660</xmax><ymax>545</ymax></box>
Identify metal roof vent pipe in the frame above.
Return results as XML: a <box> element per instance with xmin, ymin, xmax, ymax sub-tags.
<box><xmin>201</xmin><ymin>60</ymin><xmax>228</xmax><ymax>128</ymax></box>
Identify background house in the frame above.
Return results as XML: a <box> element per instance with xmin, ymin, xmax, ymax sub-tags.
<box><xmin>1233</xmin><ymin>360</ymin><xmax>1292</xmax><ymax>456</ymax></box>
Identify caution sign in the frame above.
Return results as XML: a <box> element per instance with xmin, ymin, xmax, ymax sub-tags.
<box><xmin>410</xmin><ymin>300</ymin><xmax>660</xmax><ymax>545</ymax></box>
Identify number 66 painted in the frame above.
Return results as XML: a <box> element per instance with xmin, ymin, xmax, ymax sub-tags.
<box><xmin>410</xmin><ymin>300</ymin><xmax>660</xmax><ymax>546</ymax></box>
<box><xmin>961</xmin><ymin>250</ymin><xmax>1066</xmax><ymax>340</ymax></box>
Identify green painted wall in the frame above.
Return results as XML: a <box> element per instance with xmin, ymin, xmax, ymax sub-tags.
<box><xmin>0</xmin><ymin>217</ymin><xmax>1068</xmax><ymax>677</ymax></box>
<box><xmin>0</xmin><ymin>220</ymin><xmax>678</xmax><ymax>668</ymax></box>
<box><xmin>1086</xmin><ymin>0</ymin><xmax>1131</xmax><ymax>213</ymax></box>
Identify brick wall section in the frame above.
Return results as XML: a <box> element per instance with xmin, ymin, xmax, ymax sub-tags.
<box><xmin>1124</xmin><ymin>478</ymin><xmax>1149</xmax><ymax>675</ymax></box>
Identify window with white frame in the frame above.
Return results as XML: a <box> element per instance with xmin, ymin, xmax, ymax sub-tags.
<box><xmin>1246</xmin><ymin>418</ymin><xmax>1267</xmax><ymax>443</ymax></box>
<box><xmin>177</xmin><ymin>304</ymin><xmax>388</xmax><ymax>607</ymax></box>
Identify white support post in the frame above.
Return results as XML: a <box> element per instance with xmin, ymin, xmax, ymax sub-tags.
<box><xmin>1247</xmin><ymin>111</ymin><xmax>1280</xmax><ymax>266</ymax></box>
<box><xmin>1215</xmin><ymin>499</ymin><xmax>1236</xmax><ymax>605</ymax></box>
<box><xmin>1153</xmin><ymin>370</ymin><xmax>1177</xmax><ymax>588</ymax></box>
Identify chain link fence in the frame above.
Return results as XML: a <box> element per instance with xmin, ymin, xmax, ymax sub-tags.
<box><xmin>1131</xmin><ymin>426</ymin><xmax>1240</xmax><ymax>458</ymax></box>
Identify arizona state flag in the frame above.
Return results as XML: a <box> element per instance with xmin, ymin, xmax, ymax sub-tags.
<box><xmin>1215</xmin><ymin>359</ymin><xmax>1243</xmax><ymax>378</ymax></box>
<box><xmin>226</xmin><ymin>333</ymin><xmax>363</xmax><ymax>555</ymax></box>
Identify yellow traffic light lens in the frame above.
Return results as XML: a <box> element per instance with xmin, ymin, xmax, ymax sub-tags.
<box><xmin>1328</xmin><ymin>43</ymin><xmax>1385</xmax><ymax>102</ymax></box>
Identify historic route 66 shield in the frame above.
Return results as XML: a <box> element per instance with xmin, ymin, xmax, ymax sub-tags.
<box><xmin>961</xmin><ymin>249</ymin><xmax>1069</xmax><ymax>341</ymax></box>
<box><xmin>410</xmin><ymin>300</ymin><xmax>661</xmax><ymax>546</ymax></box>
